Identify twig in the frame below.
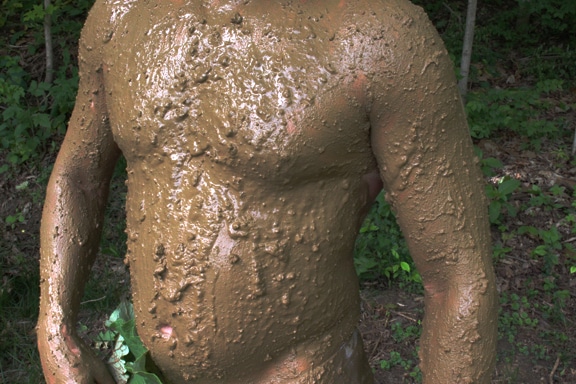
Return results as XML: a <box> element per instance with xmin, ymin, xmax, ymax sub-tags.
<box><xmin>549</xmin><ymin>355</ymin><xmax>560</xmax><ymax>384</ymax></box>
<box><xmin>572</xmin><ymin>127</ymin><xmax>576</xmax><ymax>156</ymax></box>
<box><xmin>501</xmin><ymin>254</ymin><xmax>531</xmax><ymax>263</ymax></box>
<box><xmin>80</xmin><ymin>296</ymin><xmax>107</xmax><ymax>305</ymax></box>
<box><xmin>442</xmin><ymin>2</ymin><xmax>462</xmax><ymax>25</ymax></box>
<box><xmin>44</xmin><ymin>0</ymin><xmax>53</xmax><ymax>84</ymax></box>
<box><xmin>390</xmin><ymin>310</ymin><xmax>418</xmax><ymax>323</ymax></box>
<box><xmin>458</xmin><ymin>0</ymin><xmax>478</xmax><ymax>101</ymax></box>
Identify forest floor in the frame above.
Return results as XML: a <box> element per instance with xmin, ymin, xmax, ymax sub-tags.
<box><xmin>1</xmin><ymin>108</ymin><xmax>576</xmax><ymax>383</ymax></box>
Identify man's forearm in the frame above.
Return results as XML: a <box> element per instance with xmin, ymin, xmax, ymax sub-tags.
<box><xmin>419</xmin><ymin>268</ymin><xmax>498</xmax><ymax>384</ymax></box>
<box><xmin>38</xmin><ymin>171</ymin><xmax>110</xmax><ymax>328</ymax></box>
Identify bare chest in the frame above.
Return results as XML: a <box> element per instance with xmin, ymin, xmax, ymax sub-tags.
<box><xmin>103</xmin><ymin>2</ymin><xmax>375</xmax><ymax>180</ymax></box>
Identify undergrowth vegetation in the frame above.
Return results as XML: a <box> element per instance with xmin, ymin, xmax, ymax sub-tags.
<box><xmin>1</xmin><ymin>0</ymin><xmax>575</xmax><ymax>382</ymax></box>
<box><xmin>0</xmin><ymin>0</ymin><xmax>92</xmax><ymax>169</ymax></box>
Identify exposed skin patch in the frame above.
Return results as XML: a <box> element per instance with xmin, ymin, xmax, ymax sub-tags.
<box><xmin>61</xmin><ymin>325</ymin><xmax>82</xmax><ymax>357</ymax></box>
<box><xmin>160</xmin><ymin>325</ymin><xmax>174</xmax><ymax>339</ymax></box>
<box><xmin>37</xmin><ymin>0</ymin><xmax>497</xmax><ymax>383</ymax></box>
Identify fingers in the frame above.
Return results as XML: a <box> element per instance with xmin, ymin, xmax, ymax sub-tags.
<box><xmin>91</xmin><ymin>356</ymin><xmax>117</xmax><ymax>384</ymax></box>
<box><xmin>93</xmin><ymin>370</ymin><xmax>116</xmax><ymax>384</ymax></box>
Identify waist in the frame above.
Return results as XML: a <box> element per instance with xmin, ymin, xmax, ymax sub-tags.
<box><xmin>131</xmin><ymin>269</ymin><xmax>361</xmax><ymax>381</ymax></box>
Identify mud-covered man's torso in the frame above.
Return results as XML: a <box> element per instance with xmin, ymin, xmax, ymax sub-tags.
<box><xmin>39</xmin><ymin>0</ymin><xmax>498</xmax><ymax>382</ymax></box>
<box><xmin>91</xmin><ymin>0</ymin><xmax>414</xmax><ymax>382</ymax></box>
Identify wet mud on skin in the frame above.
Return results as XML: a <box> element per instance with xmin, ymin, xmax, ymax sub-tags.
<box><xmin>98</xmin><ymin>1</ymin><xmax>381</xmax><ymax>381</ymax></box>
<box><xmin>38</xmin><ymin>0</ymin><xmax>496</xmax><ymax>382</ymax></box>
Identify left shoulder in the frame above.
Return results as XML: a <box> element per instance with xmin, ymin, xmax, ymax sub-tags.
<box><xmin>336</xmin><ymin>0</ymin><xmax>436</xmax><ymax>37</ymax></box>
<box><xmin>344</xmin><ymin>0</ymin><xmax>446</xmax><ymax>63</ymax></box>
<box><xmin>338</xmin><ymin>0</ymin><xmax>455</xmax><ymax>98</ymax></box>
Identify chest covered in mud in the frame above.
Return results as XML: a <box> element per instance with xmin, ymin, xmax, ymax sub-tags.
<box><xmin>102</xmin><ymin>4</ymin><xmax>375</xmax><ymax>181</ymax></box>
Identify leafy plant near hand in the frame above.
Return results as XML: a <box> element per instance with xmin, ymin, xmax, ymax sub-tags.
<box><xmin>95</xmin><ymin>301</ymin><xmax>164</xmax><ymax>384</ymax></box>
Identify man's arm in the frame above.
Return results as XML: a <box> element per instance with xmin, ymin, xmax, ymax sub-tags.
<box><xmin>37</xmin><ymin>2</ymin><xmax>120</xmax><ymax>382</ymax></box>
<box><xmin>369</xmin><ymin>3</ymin><xmax>498</xmax><ymax>383</ymax></box>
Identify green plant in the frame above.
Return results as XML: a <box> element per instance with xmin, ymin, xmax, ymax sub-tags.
<box><xmin>5</xmin><ymin>211</ymin><xmax>26</xmax><ymax>228</ymax></box>
<box><xmin>95</xmin><ymin>301</ymin><xmax>163</xmax><ymax>384</ymax></box>
<box><xmin>499</xmin><ymin>293</ymin><xmax>539</xmax><ymax>344</ymax></box>
<box><xmin>474</xmin><ymin>147</ymin><xmax>503</xmax><ymax>177</ymax></box>
<box><xmin>492</xmin><ymin>241</ymin><xmax>512</xmax><ymax>262</ymax></box>
<box><xmin>0</xmin><ymin>0</ymin><xmax>94</xmax><ymax>169</ymax></box>
<box><xmin>0</xmin><ymin>70</ymin><xmax>77</xmax><ymax>166</ymax></box>
<box><xmin>379</xmin><ymin>350</ymin><xmax>422</xmax><ymax>381</ymax></box>
<box><xmin>390</xmin><ymin>321</ymin><xmax>421</xmax><ymax>343</ymax></box>
<box><xmin>485</xmin><ymin>176</ymin><xmax>521</xmax><ymax>225</ymax></box>
<box><xmin>354</xmin><ymin>192</ymin><xmax>421</xmax><ymax>288</ymax></box>
<box><xmin>466</xmin><ymin>80</ymin><xmax>566</xmax><ymax>147</ymax></box>
<box><xmin>0</xmin><ymin>256</ymin><xmax>43</xmax><ymax>383</ymax></box>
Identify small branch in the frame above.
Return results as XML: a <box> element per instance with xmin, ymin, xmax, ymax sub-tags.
<box><xmin>390</xmin><ymin>310</ymin><xmax>418</xmax><ymax>323</ymax></box>
<box><xmin>458</xmin><ymin>0</ymin><xmax>478</xmax><ymax>102</ymax></box>
<box><xmin>80</xmin><ymin>296</ymin><xmax>107</xmax><ymax>305</ymax></box>
<box><xmin>549</xmin><ymin>355</ymin><xmax>560</xmax><ymax>384</ymax></box>
<box><xmin>44</xmin><ymin>0</ymin><xmax>53</xmax><ymax>84</ymax></box>
<box><xmin>572</xmin><ymin>126</ymin><xmax>576</xmax><ymax>156</ymax></box>
<box><xmin>442</xmin><ymin>2</ymin><xmax>463</xmax><ymax>26</ymax></box>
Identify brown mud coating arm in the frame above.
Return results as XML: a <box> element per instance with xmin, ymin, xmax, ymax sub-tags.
<box><xmin>368</xmin><ymin>4</ymin><xmax>498</xmax><ymax>384</ymax></box>
<box><xmin>37</xmin><ymin>3</ymin><xmax>120</xmax><ymax>383</ymax></box>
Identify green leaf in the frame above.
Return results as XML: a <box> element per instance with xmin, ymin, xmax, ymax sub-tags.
<box><xmin>128</xmin><ymin>372</ymin><xmax>164</xmax><ymax>384</ymax></box>
<box><xmin>498</xmin><ymin>178</ymin><xmax>521</xmax><ymax>197</ymax></box>
<box><xmin>359</xmin><ymin>224</ymin><xmax>379</xmax><ymax>233</ymax></box>
<box><xmin>32</xmin><ymin>113</ymin><xmax>51</xmax><ymax>129</ymax></box>
<box><xmin>112</xmin><ymin>319</ymin><xmax>148</xmax><ymax>360</ymax></box>
<box><xmin>400</xmin><ymin>262</ymin><xmax>410</xmax><ymax>272</ymax></box>
<box><xmin>126</xmin><ymin>353</ymin><xmax>148</xmax><ymax>373</ymax></box>
<box><xmin>96</xmin><ymin>329</ymin><xmax>117</xmax><ymax>344</ymax></box>
<box><xmin>106</xmin><ymin>302</ymin><xmax>148</xmax><ymax>358</ymax></box>
<box><xmin>15</xmin><ymin>181</ymin><xmax>28</xmax><ymax>191</ymax></box>
<box><xmin>108</xmin><ymin>300</ymin><xmax>135</xmax><ymax>324</ymax></box>
<box><xmin>5</xmin><ymin>215</ymin><xmax>17</xmax><ymax>225</ymax></box>
<box><xmin>532</xmin><ymin>245</ymin><xmax>547</xmax><ymax>256</ymax></box>
<box><xmin>482</xmin><ymin>157</ymin><xmax>503</xmax><ymax>169</ymax></box>
<box><xmin>489</xmin><ymin>201</ymin><xmax>501</xmax><ymax>223</ymax></box>
<box><xmin>23</xmin><ymin>4</ymin><xmax>46</xmax><ymax>22</ymax></box>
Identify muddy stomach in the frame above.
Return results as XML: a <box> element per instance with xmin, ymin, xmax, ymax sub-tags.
<box><xmin>123</xmin><ymin>163</ymin><xmax>371</xmax><ymax>380</ymax></box>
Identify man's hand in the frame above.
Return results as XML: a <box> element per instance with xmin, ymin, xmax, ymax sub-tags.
<box><xmin>37</xmin><ymin>322</ymin><xmax>115</xmax><ymax>384</ymax></box>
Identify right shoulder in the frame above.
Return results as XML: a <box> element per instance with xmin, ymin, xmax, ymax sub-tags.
<box><xmin>83</xmin><ymin>0</ymin><xmax>139</xmax><ymax>33</ymax></box>
<box><xmin>78</xmin><ymin>0</ymin><xmax>139</xmax><ymax>67</ymax></box>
